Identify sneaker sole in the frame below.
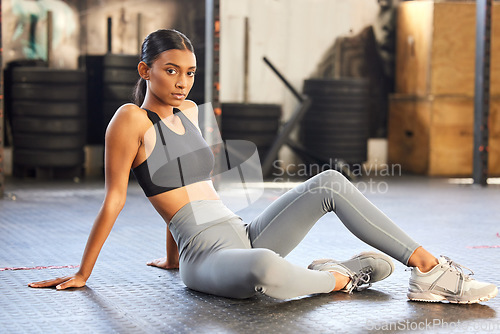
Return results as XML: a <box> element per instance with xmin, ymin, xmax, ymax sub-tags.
<box><xmin>407</xmin><ymin>286</ymin><xmax>498</xmax><ymax>304</ymax></box>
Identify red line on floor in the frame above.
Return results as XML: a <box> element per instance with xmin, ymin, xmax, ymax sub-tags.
<box><xmin>466</xmin><ymin>245</ymin><xmax>500</xmax><ymax>249</ymax></box>
<box><xmin>0</xmin><ymin>265</ymin><xmax>80</xmax><ymax>271</ymax></box>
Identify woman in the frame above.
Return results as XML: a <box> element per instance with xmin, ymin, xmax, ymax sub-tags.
<box><xmin>29</xmin><ymin>29</ymin><xmax>497</xmax><ymax>304</ymax></box>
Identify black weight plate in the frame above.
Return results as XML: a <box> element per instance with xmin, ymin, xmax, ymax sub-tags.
<box><xmin>12</xmin><ymin>117</ymin><xmax>85</xmax><ymax>134</ymax></box>
<box><xmin>103</xmin><ymin>84</ymin><xmax>135</xmax><ymax>101</ymax></box>
<box><xmin>301</xmin><ymin>129</ymin><xmax>369</xmax><ymax>139</ymax></box>
<box><xmin>308</xmin><ymin>102</ymin><xmax>369</xmax><ymax>111</ymax></box>
<box><xmin>304</xmin><ymin>78</ymin><xmax>369</xmax><ymax>91</ymax></box>
<box><xmin>7</xmin><ymin>59</ymin><xmax>48</xmax><ymax>68</ymax></box>
<box><xmin>302</xmin><ymin>137</ymin><xmax>367</xmax><ymax>148</ymax></box>
<box><xmin>14</xmin><ymin>149</ymin><xmax>85</xmax><ymax>167</ymax></box>
<box><xmin>221</xmin><ymin>119</ymin><xmax>279</xmax><ymax>132</ymax></box>
<box><xmin>300</xmin><ymin>131</ymin><xmax>369</xmax><ymax>140</ymax></box>
<box><xmin>301</xmin><ymin>140</ymin><xmax>367</xmax><ymax>150</ymax></box>
<box><xmin>221</xmin><ymin>133</ymin><xmax>276</xmax><ymax>147</ymax></box>
<box><xmin>13</xmin><ymin>134</ymin><xmax>85</xmax><ymax>150</ymax></box>
<box><xmin>308</xmin><ymin>95</ymin><xmax>370</xmax><ymax>105</ymax></box>
<box><xmin>302</xmin><ymin>148</ymin><xmax>367</xmax><ymax>162</ymax></box>
<box><xmin>221</xmin><ymin>103</ymin><xmax>281</xmax><ymax>118</ymax></box>
<box><xmin>11</xmin><ymin>101</ymin><xmax>84</xmax><ymax>117</ymax></box>
<box><xmin>302</xmin><ymin>117</ymin><xmax>368</xmax><ymax>127</ymax></box>
<box><xmin>302</xmin><ymin>148</ymin><xmax>367</xmax><ymax>160</ymax></box>
<box><xmin>222</xmin><ymin>129</ymin><xmax>279</xmax><ymax>137</ymax></box>
<box><xmin>12</xmin><ymin>84</ymin><xmax>86</xmax><ymax>101</ymax></box>
<box><xmin>304</xmin><ymin>110</ymin><xmax>368</xmax><ymax>120</ymax></box>
<box><xmin>301</xmin><ymin>131</ymin><xmax>368</xmax><ymax>142</ymax></box>
<box><xmin>103</xmin><ymin>69</ymin><xmax>140</xmax><ymax>84</ymax></box>
<box><xmin>301</xmin><ymin>124</ymin><xmax>368</xmax><ymax>134</ymax></box>
<box><xmin>221</xmin><ymin>115</ymin><xmax>280</xmax><ymax>123</ymax></box>
<box><xmin>301</xmin><ymin>121</ymin><xmax>368</xmax><ymax>129</ymax></box>
<box><xmin>305</xmin><ymin>91</ymin><xmax>371</xmax><ymax>103</ymax></box>
<box><xmin>300</xmin><ymin>132</ymin><xmax>368</xmax><ymax>142</ymax></box>
<box><xmin>103</xmin><ymin>54</ymin><xmax>140</xmax><ymax>68</ymax></box>
<box><xmin>102</xmin><ymin>101</ymin><xmax>124</xmax><ymax>121</ymax></box>
<box><xmin>305</xmin><ymin>88</ymin><xmax>369</xmax><ymax>98</ymax></box>
<box><xmin>11</xmin><ymin>68</ymin><xmax>85</xmax><ymax>83</ymax></box>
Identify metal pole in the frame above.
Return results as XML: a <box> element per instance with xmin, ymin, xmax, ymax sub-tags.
<box><xmin>205</xmin><ymin>0</ymin><xmax>214</xmax><ymax>108</ymax></box>
<box><xmin>47</xmin><ymin>11</ymin><xmax>53</xmax><ymax>67</ymax></box>
<box><xmin>0</xmin><ymin>1</ymin><xmax>4</xmax><ymax>198</ymax></box>
<box><xmin>137</xmin><ymin>13</ymin><xmax>142</xmax><ymax>54</ymax></box>
<box><xmin>204</xmin><ymin>0</ymin><xmax>224</xmax><ymax>189</ymax></box>
<box><xmin>263</xmin><ymin>57</ymin><xmax>304</xmax><ymax>103</ymax></box>
<box><xmin>243</xmin><ymin>17</ymin><xmax>249</xmax><ymax>103</ymax></box>
<box><xmin>107</xmin><ymin>17</ymin><xmax>112</xmax><ymax>53</ymax></box>
<box><xmin>473</xmin><ymin>0</ymin><xmax>492</xmax><ymax>185</ymax></box>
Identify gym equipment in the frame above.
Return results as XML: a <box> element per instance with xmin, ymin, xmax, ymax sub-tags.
<box><xmin>261</xmin><ymin>57</ymin><xmax>357</xmax><ymax>180</ymax></box>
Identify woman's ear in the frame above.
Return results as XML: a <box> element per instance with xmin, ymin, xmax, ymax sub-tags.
<box><xmin>138</xmin><ymin>61</ymin><xmax>150</xmax><ymax>80</ymax></box>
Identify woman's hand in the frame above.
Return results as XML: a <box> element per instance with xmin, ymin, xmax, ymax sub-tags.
<box><xmin>28</xmin><ymin>273</ymin><xmax>87</xmax><ymax>290</ymax></box>
<box><xmin>146</xmin><ymin>257</ymin><xmax>179</xmax><ymax>270</ymax></box>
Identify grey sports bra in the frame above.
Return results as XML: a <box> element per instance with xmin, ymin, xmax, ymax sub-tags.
<box><xmin>132</xmin><ymin>108</ymin><xmax>215</xmax><ymax>197</ymax></box>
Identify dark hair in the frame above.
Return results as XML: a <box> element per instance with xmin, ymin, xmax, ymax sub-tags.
<box><xmin>133</xmin><ymin>29</ymin><xmax>194</xmax><ymax>106</ymax></box>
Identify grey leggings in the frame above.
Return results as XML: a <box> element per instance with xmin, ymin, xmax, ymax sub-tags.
<box><xmin>168</xmin><ymin>170</ymin><xmax>420</xmax><ymax>300</ymax></box>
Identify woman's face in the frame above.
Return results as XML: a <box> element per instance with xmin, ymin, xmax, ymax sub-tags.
<box><xmin>146</xmin><ymin>49</ymin><xmax>196</xmax><ymax>107</ymax></box>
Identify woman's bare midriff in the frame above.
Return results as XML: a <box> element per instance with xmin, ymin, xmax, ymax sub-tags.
<box><xmin>147</xmin><ymin>180</ymin><xmax>220</xmax><ymax>222</ymax></box>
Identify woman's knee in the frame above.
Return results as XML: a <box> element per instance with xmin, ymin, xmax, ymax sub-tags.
<box><xmin>319</xmin><ymin>169</ymin><xmax>345</xmax><ymax>183</ymax></box>
<box><xmin>316</xmin><ymin>169</ymin><xmax>350</xmax><ymax>192</ymax></box>
<box><xmin>247</xmin><ymin>249</ymin><xmax>285</xmax><ymax>286</ymax></box>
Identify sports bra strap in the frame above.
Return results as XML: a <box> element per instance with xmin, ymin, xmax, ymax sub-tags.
<box><xmin>143</xmin><ymin>108</ymin><xmax>183</xmax><ymax>124</ymax></box>
<box><xmin>143</xmin><ymin>108</ymin><xmax>161</xmax><ymax>123</ymax></box>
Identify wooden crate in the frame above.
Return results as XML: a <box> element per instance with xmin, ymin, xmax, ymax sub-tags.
<box><xmin>396</xmin><ymin>1</ymin><xmax>500</xmax><ymax>97</ymax></box>
<box><xmin>388</xmin><ymin>95</ymin><xmax>500</xmax><ymax>176</ymax></box>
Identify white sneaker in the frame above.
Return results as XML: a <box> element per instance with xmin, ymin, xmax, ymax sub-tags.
<box><xmin>407</xmin><ymin>256</ymin><xmax>498</xmax><ymax>304</ymax></box>
<box><xmin>308</xmin><ymin>251</ymin><xmax>394</xmax><ymax>293</ymax></box>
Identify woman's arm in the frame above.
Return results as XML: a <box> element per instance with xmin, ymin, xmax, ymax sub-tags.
<box><xmin>146</xmin><ymin>225</ymin><xmax>179</xmax><ymax>269</ymax></box>
<box><xmin>29</xmin><ymin>105</ymin><xmax>143</xmax><ymax>289</ymax></box>
<box><xmin>166</xmin><ymin>226</ymin><xmax>179</xmax><ymax>266</ymax></box>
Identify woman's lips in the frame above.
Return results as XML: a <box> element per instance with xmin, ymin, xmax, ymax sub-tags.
<box><xmin>172</xmin><ymin>93</ymin><xmax>185</xmax><ymax>99</ymax></box>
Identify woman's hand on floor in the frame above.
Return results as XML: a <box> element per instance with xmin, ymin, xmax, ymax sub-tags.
<box><xmin>28</xmin><ymin>273</ymin><xmax>87</xmax><ymax>290</ymax></box>
<box><xmin>147</xmin><ymin>257</ymin><xmax>179</xmax><ymax>270</ymax></box>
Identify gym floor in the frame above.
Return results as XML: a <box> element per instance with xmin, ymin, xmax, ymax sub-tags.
<box><xmin>1</xmin><ymin>174</ymin><xmax>499</xmax><ymax>333</ymax></box>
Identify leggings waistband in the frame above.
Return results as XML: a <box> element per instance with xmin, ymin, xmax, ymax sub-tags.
<box><xmin>168</xmin><ymin>199</ymin><xmax>243</xmax><ymax>255</ymax></box>
<box><xmin>169</xmin><ymin>199</ymin><xmax>240</xmax><ymax>226</ymax></box>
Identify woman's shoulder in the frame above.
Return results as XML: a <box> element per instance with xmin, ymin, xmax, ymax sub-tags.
<box><xmin>109</xmin><ymin>103</ymin><xmax>149</xmax><ymax>124</ymax></box>
<box><xmin>106</xmin><ymin>103</ymin><xmax>151</xmax><ymax>134</ymax></box>
<box><xmin>114</xmin><ymin>103</ymin><xmax>146</xmax><ymax>117</ymax></box>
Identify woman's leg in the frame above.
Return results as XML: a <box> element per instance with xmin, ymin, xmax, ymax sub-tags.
<box><xmin>176</xmin><ymin>199</ymin><xmax>389</xmax><ymax>300</ymax></box>
<box><xmin>247</xmin><ymin>169</ymin><xmax>421</xmax><ymax>265</ymax></box>
<box><xmin>180</xmin><ymin>247</ymin><xmax>337</xmax><ymax>299</ymax></box>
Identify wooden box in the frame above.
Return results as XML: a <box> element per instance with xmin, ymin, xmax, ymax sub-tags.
<box><xmin>388</xmin><ymin>95</ymin><xmax>500</xmax><ymax>176</ymax></box>
<box><xmin>396</xmin><ymin>1</ymin><xmax>500</xmax><ymax>97</ymax></box>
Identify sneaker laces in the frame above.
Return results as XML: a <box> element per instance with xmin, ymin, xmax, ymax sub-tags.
<box><xmin>347</xmin><ymin>268</ymin><xmax>373</xmax><ymax>294</ymax></box>
<box><xmin>442</xmin><ymin>255</ymin><xmax>474</xmax><ymax>279</ymax></box>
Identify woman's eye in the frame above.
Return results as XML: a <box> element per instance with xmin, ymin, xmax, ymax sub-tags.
<box><xmin>188</xmin><ymin>71</ymin><xmax>196</xmax><ymax>77</ymax></box>
<box><xmin>166</xmin><ymin>68</ymin><xmax>177</xmax><ymax>74</ymax></box>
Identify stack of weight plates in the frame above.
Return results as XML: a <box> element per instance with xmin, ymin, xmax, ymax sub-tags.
<box><xmin>80</xmin><ymin>54</ymin><xmax>139</xmax><ymax>144</ymax></box>
<box><xmin>300</xmin><ymin>78</ymin><xmax>369</xmax><ymax>165</ymax></box>
<box><xmin>8</xmin><ymin>67</ymin><xmax>86</xmax><ymax>173</ymax></box>
<box><xmin>188</xmin><ymin>47</ymin><xmax>205</xmax><ymax>106</ymax></box>
<box><xmin>221</xmin><ymin>103</ymin><xmax>281</xmax><ymax>169</ymax></box>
